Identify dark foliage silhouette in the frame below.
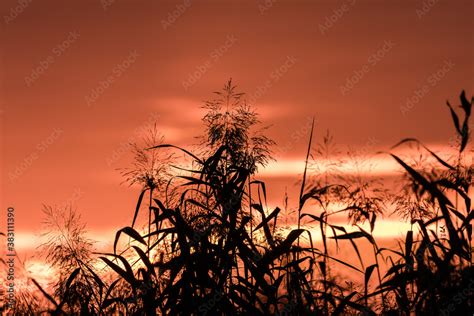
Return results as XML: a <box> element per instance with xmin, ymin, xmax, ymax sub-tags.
<box><xmin>16</xmin><ymin>84</ymin><xmax>473</xmax><ymax>315</ymax></box>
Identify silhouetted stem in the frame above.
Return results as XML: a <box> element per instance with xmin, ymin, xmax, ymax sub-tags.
<box><xmin>297</xmin><ymin>117</ymin><xmax>315</xmax><ymax>255</ymax></box>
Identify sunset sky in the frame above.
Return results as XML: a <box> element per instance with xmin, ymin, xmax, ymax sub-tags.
<box><xmin>1</xmin><ymin>0</ymin><xmax>473</xmax><ymax>259</ymax></box>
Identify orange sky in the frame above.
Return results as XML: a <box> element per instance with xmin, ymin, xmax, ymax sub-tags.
<box><xmin>0</xmin><ymin>0</ymin><xmax>473</xmax><ymax>256</ymax></box>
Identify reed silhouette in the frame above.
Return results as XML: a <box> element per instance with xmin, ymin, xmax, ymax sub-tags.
<box><xmin>7</xmin><ymin>82</ymin><xmax>473</xmax><ymax>315</ymax></box>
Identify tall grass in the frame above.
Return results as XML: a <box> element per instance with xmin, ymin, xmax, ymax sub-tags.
<box><xmin>17</xmin><ymin>84</ymin><xmax>473</xmax><ymax>315</ymax></box>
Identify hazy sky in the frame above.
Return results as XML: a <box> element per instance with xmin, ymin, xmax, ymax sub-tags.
<box><xmin>1</xmin><ymin>0</ymin><xmax>473</xmax><ymax>252</ymax></box>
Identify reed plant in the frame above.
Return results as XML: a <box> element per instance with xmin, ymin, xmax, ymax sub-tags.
<box><xmin>22</xmin><ymin>84</ymin><xmax>473</xmax><ymax>315</ymax></box>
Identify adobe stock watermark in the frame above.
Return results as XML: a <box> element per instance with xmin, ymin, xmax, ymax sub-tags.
<box><xmin>197</xmin><ymin>290</ymin><xmax>224</xmax><ymax>315</ymax></box>
<box><xmin>318</xmin><ymin>0</ymin><xmax>357</xmax><ymax>35</ymax></box>
<box><xmin>439</xmin><ymin>278</ymin><xmax>474</xmax><ymax>316</ymax></box>
<box><xmin>274</xmin><ymin>116</ymin><xmax>316</xmax><ymax>160</ymax></box>
<box><xmin>58</xmin><ymin>188</ymin><xmax>85</xmax><ymax>210</ymax></box>
<box><xmin>248</xmin><ymin>55</ymin><xmax>297</xmax><ymax>103</ymax></box>
<box><xmin>3</xmin><ymin>0</ymin><xmax>32</xmax><ymax>25</ymax></box>
<box><xmin>8</xmin><ymin>128</ymin><xmax>64</xmax><ymax>182</ymax></box>
<box><xmin>161</xmin><ymin>0</ymin><xmax>192</xmax><ymax>30</ymax></box>
<box><xmin>258</xmin><ymin>0</ymin><xmax>277</xmax><ymax>15</ymax></box>
<box><xmin>182</xmin><ymin>35</ymin><xmax>238</xmax><ymax>91</ymax></box>
<box><xmin>100</xmin><ymin>0</ymin><xmax>116</xmax><ymax>10</ymax></box>
<box><xmin>105</xmin><ymin>112</ymin><xmax>160</xmax><ymax>166</ymax></box>
<box><xmin>85</xmin><ymin>50</ymin><xmax>140</xmax><ymax>107</ymax></box>
<box><xmin>416</xmin><ymin>0</ymin><xmax>440</xmax><ymax>19</ymax></box>
<box><xmin>1</xmin><ymin>207</ymin><xmax>16</xmax><ymax>311</ymax></box>
<box><xmin>24</xmin><ymin>31</ymin><xmax>80</xmax><ymax>87</ymax></box>
<box><xmin>339</xmin><ymin>40</ymin><xmax>395</xmax><ymax>96</ymax></box>
<box><xmin>400</xmin><ymin>60</ymin><xmax>455</xmax><ymax>115</ymax></box>
<box><xmin>353</xmin><ymin>136</ymin><xmax>380</xmax><ymax>157</ymax></box>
